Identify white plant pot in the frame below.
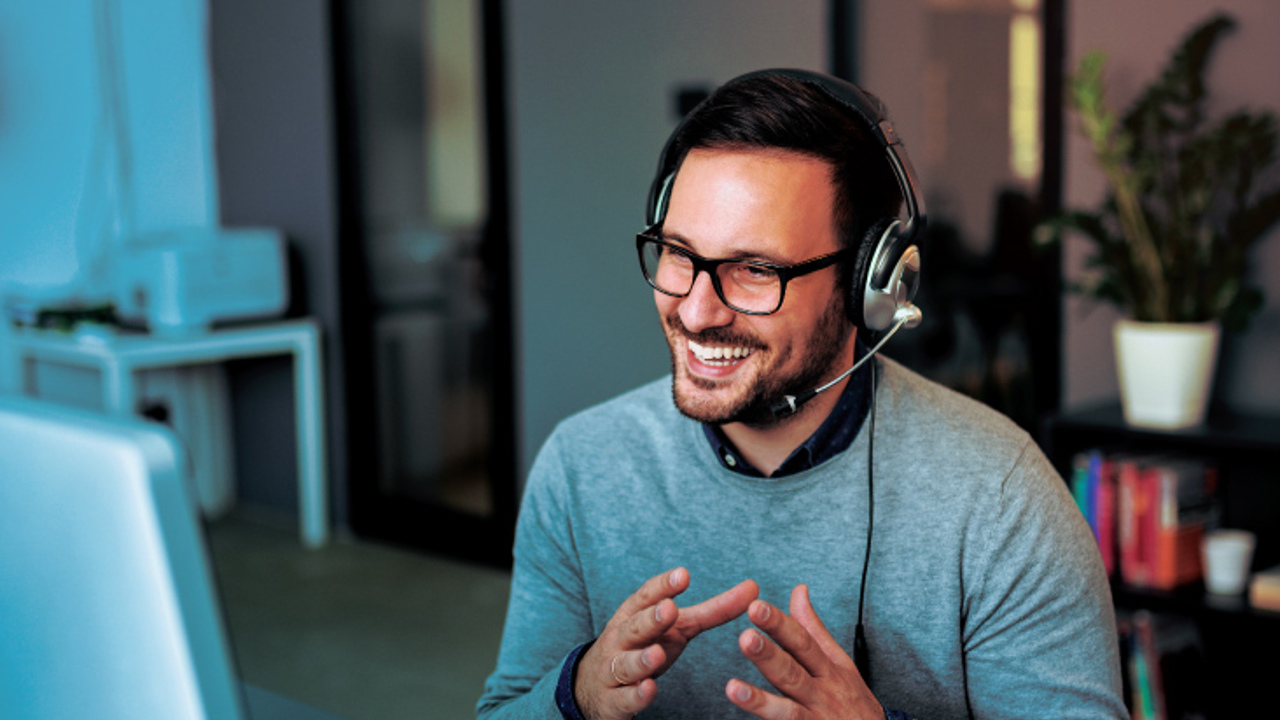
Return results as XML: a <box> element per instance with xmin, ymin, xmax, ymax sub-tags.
<box><xmin>1113</xmin><ymin>319</ymin><xmax>1220</xmax><ymax>429</ymax></box>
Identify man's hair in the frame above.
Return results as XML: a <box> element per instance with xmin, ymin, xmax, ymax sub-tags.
<box><xmin>665</xmin><ymin>73</ymin><xmax>904</xmax><ymax>259</ymax></box>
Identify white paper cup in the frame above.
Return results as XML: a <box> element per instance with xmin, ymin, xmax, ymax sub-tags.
<box><xmin>1202</xmin><ymin>529</ymin><xmax>1256</xmax><ymax>595</ymax></box>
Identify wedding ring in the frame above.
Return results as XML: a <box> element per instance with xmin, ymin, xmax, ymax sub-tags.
<box><xmin>611</xmin><ymin>655</ymin><xmax>630</xmax><ymax>686</ymax></box>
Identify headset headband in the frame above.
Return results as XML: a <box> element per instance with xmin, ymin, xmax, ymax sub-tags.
<box><xmin>646</xmin><ymin>68</ymin><xmax>927</xmax><ymax>246</ymax></box>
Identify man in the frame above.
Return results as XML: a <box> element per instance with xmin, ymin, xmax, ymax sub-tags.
<box><xmin>478</xmin><ymin>69</ymin><xmax>1124</xmax><ymax>720</ymax></box>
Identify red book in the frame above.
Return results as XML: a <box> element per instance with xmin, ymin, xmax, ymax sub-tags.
<box><xmin>1150</xmin><ymin>458</ymin><xmax>1216</xmax><ymax>590</ymax></box>
<box><xmin>1093</xmin><ymin>451</ymin><xmax>1118</xmax><ymax>578</ymax></box>
<box><xmin>1137</xmin><ymin>462</ymin><xmax>1160</xmax><ymax>588</ymax></box>
<box><xmin>1118</xmin><ymin>456</ymin><xmax>1151</xmax><ymax>587</ymax></box>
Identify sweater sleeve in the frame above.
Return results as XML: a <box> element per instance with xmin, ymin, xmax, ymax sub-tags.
<box><xmin>477</xmin><ymin>432</ymin><xmax>597</xmax><ymax>720</ymax></box>
<box><xmin>960</xmin><ymin>440</ymin><xmax>1128</xmax><ymax>720</ymax></box>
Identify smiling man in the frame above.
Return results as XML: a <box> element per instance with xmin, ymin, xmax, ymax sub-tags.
<box><xmin>654</xmin><ymin>148</ymin><xmax>859</xmax><ymax>473</ymax></box>
<box><xmin>478</xmin><ymin>70</ymin><xmax>1125</xmax><ymax>720</ymax></box>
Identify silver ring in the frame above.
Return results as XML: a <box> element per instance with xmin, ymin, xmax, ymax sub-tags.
<box><xmin>611</xmin><ymin>655</ymin><xmax>629</xmax><ymax>686</ymax></box>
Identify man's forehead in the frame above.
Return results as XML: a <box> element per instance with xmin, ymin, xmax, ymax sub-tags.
<box><xmin>663</xmin><ymin>148</ymin><xmax>841</xmax><ymax>260</ymax></box>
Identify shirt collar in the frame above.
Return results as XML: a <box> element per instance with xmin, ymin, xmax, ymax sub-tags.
<box><xmin>702</xmin><ymin>340</ymin><xmax>872</xmax><ymax>478</ymax></box>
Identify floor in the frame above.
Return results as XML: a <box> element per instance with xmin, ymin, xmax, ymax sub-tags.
<box><xmin>206</xmin><ymin>508</ymin><xmax>512</xmax><ymax>720</ymax></box>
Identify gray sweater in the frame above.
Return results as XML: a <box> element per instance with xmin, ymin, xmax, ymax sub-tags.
<box><xmin>478</xmin><ymin>358</ymin><xmax>1125</xmax><ymax>719</ymax></box>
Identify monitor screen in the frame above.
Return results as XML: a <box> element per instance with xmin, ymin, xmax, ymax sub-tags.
<box><xmin>0</xmin><ymin>396</ymin><xmax>247</xmax><ymax>720</ymax></box>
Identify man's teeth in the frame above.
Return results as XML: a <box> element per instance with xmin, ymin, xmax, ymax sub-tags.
<box><xmin>688</xmin><ymin>339</ymin><xmax>753</xmax><ymax>366</ymax></box>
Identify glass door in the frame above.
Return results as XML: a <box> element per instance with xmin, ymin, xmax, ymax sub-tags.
<box><xmin>333</xmin><ymin>0</ymin><xmax>515</xmax><ymax>566</ymax></box>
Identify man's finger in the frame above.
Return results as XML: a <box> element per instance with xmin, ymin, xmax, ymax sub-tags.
<box><xmin>748</xmin><ymin>598</ymin><xmax>830</xmax><ymax>679</ymax></box>
<box><xmin>724</xmin><ymin>678</ymin><xmax>798</xmax><ymax>720</ymax></box>
<box><xmin>738</xmin><ymin>626</ymin><xmax>816</xmax><ymax>703</ymax></box>
<box><xmin>616</xmin><ymin>597</ymin><xmax>679</xmax><ymax>651</ymax></box>
<box><xmin>608</xmin><ymin>645</ymin><xmax>666</xmax><ymax>687</ymax></box>
<box><xmin>675</xmin><ymin>578</ymin><xmax>759</xmax><ymax>638</ymax></box>
<box><xmin>609</xmin><ymin>678</ymin><xmax>658</xmax><ymax>719</ymax></box>
<box><xmin>789</xmin><ymin>584</ymin><xmax>856</xmax><ymax>671</ymax></box>
<box><xmin>610</xmin><ymin>567</ymin><xmax>690</xmax><ymax>624</ymax></box>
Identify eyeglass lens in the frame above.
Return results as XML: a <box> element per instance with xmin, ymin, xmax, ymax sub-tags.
<box><xmin>640</xmin><ymin>239</ymin><xmax>782</xmax><ymax>313</ymax></box>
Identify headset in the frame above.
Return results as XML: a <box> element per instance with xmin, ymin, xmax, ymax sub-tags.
<box><xmin>644</xmin><ymin>68</ymin><xmax>931</xmax><ymax>681</ymax></box>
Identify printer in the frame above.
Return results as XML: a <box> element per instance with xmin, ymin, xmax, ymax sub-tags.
<box><xmin>113</xmin><ymin>227</ymin><xmax>289</xmax><ymax>336</ymax></box>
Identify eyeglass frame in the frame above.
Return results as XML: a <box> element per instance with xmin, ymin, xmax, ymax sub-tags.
<box><xmin>635</xmin><ymin>225</ymin><xmax>853</xmax><ymax>316</ymax></box>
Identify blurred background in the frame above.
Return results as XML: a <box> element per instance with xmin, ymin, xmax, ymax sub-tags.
<box><xmin>1</xmin><ymin>1</ymin><xmax>1278</xmax><ymax>718</ymax></box>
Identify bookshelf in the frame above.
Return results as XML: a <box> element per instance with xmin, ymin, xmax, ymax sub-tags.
<box><xmin>1041</xmin><ymin>403</ymin><xmax>1280</xmax><ymax>718</ymax></box>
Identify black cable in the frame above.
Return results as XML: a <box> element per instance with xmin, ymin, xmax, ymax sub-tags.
<box><xmin>853</xmin><ymin>355</ymin><xmax>876</xmax><ymax>679</ymax></box>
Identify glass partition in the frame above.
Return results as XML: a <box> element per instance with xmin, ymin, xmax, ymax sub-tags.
<box><xmin>335</xmin><ymin>0</ymin><xmax>515</xmax><ymax>565</ymax></box>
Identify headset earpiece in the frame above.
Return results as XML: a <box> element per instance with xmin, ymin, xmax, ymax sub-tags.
<box><xmin>848</xmin><ymin>217</ymin><xmax>921</xmax><ymax>334</ymax></box>
<box><xmin>848</xmin><ymin>218</ymin><xmax>894</xmax><ymax>332</ymax></box>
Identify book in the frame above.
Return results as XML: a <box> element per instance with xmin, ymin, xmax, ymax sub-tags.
<box><xmin>1148</xmin><ymin>457</ymin><xmax>1217</xmax><ymax>590</ymax></box>
<box><xmin>1115</xmin><ymin>453</ymin><xmax>1218</xmax><ymax>590</ymax></box>
<box><xmin>1119</xmin><ymin>610</ymin><xmax>1208</xmax><ymax>720</ymax></box>
<box><xmin>1249</xmin><ymin>563</ymin><xmax>1280</xmax><ymax>612</ymax></box>
<box><xmin>1133</xmin><ymin>611</ymin><xmax>1167</xmax><ymax>720</ymax></box>
<box><xmin>1069</xmin><ymin>448</ymin><xmax>1122</xmax><ymax>577</ymax></box>
<box><xmin>1093</xmin><ymin>450</ymin><xmax>1120</xmax><ymax>578</ymax></box>
<box><xmin>1070</xmin><ymin>452</ymin><xmax>1092</xmax><ymax>526</ymax></box>
<box><xmin>1118</xmin><ymin>455</ymin><xmax>1155</xmax><ymax>587</ymax></box>
<box><xmin>1115</xmin><ymin>612</ymin><xmax>1135</xmax><ymax>715</ymax></box>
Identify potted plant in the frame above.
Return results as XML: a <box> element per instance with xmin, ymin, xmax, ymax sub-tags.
<box><xmin>1038</xmin><ymin>12</ymin><xmax>1280</xmax><ymax>428</ymax></box>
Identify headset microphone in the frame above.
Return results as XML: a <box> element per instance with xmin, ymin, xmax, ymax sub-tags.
<box><xmin>768</xmin><ymin>304</ymin><xmax>921</xmax><ymax>420</ymax></box>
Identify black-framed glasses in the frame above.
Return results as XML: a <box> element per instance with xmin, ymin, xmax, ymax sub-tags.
<box><xmin>636</xmin><ymin>227</ymin><xmax>852</xmax><ymax>315</ymax></box>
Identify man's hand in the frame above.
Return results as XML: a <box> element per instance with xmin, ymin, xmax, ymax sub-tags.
<box><xmin>726</xmin><ymin>584</ymin><xmax>883</xmax><ymax>720</ymax></box>
<box><xmin>576</xmin><ymin>567</ymin><xmax>759</xmax><ymax>720</ymax></box>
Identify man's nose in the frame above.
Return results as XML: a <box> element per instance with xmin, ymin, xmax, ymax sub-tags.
<box><xmin>678</xmin><ymin>270</ymin><xmax>736</xmax><ymax>333</ymax></box>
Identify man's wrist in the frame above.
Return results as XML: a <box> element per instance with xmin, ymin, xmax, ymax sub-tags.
<box><xmin>555</xmin><ymin>640</ymin><xmax>595</xmax><ymax>720</ymax></box>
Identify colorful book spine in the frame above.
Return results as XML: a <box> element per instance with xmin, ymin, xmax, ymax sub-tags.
<box><xmin>1150</xmin><ymin>459</ymin><xmax>1214</xmax><ymax>590</ymax></box>
<box><xmin>1093</xmin><ymin>450</ymin><xmax>1117</xmax><ymax>578</ymax></box>
<box><xmin>1069</xmin><ymin>449</ymin><xmax>1119</xmax><ymax>577</ymax></box>
<box><xmin>1132</xmin><ymin>611</ymin><xmax>1167</xmax><ymax>720</ymax></box>
<box><xmin>1118</xmin><ymin>456</ymin><xmax>1152</xmax><ymax>587</ymax></box>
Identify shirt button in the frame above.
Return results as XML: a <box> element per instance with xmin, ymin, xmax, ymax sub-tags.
<box><xmin>724</xmin><ymin>454</ymin><xmax>737</xmax><ymax>467</ymax></box>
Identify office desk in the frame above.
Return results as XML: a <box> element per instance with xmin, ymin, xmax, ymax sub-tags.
<box><xmin>6</xmin><ymin>319</ymin><xmax>329</xmax><ymax>547</ymax></box>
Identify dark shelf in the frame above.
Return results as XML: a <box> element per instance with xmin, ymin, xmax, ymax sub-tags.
<box><xmin>1044</xmin><ymin>402</ymin><xmax>1280</xmax><ymax>455</ymax></box>
<box><xmin>1112</xmin><ymin>581</ymin><xmax>1280</xmax><ymax>623</ymax></box>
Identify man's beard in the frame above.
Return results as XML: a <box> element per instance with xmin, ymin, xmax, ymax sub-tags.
<box><xmin>664</xmin><ymin>291</ymin><xmax>853</xmax><ymax>427</ymax></box>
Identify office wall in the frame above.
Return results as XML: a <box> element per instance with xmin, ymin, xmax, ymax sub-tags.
<box><xmin>1063</xmin><ymin>0</ymin><xmax>1280</xmax><ymax>413</ymax></box>
<box><xmin>509</xmin><ymin>0</ymin><xmax>829</xmax><ymax>477</ymax></box>
<box><xmin>207</xmin><ymin>0</ymin><xmax>348</xmax><ymax>525</ymax></box>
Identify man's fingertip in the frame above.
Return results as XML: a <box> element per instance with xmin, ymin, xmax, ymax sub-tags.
<box><xmin>637</xmin><ymin>678</ymin><xmax>657</xmax><ymax>704</ymax></box>
<box><xmin>668</xmin><ymin>567</ymin><xmax>687</xmax><ymax>587</ymax></box>
<box><xmin>749</xmin><ymin>599</ymin><xmax>771</xmax><ymax>623</ymax></box>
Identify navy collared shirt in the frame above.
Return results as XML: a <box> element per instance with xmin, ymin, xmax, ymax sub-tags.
<box><xmin>702</xmin><ymin>341</ymin><xmax>873</xmax><ymax>477</ymax></box>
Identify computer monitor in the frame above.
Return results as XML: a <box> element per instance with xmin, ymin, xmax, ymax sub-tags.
<box><xmin>0</xmin><ymin>396</ymin><xmax>247</xmax><ymax>719</ymax></box>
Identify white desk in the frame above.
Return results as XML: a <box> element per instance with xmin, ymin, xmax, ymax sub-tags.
<box><xmin>7</xmin><ymin>319</ymin><xmax>329</xmax><ymax>547</ymax></box>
